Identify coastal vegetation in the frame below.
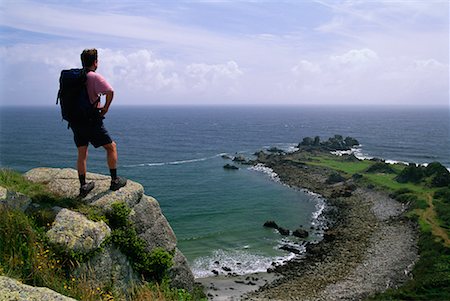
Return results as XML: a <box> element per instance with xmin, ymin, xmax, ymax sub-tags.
<box><xmin>1</xmin><ymin>133</ymin><xmax>449</xmax><ymax>300</ymax></box>
<box><xmin>279</xmin><ymin>139</ymin><xmax>450</xmax><ymax>300</ymax></box>
<box><xmin>0</xmin><ymin>169</ymin><xmax>204</xmax><ymax>301</ymax></box>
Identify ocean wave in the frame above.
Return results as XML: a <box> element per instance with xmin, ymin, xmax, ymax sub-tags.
<box><xmin>330</xmin><ymin>145</ymin><xmax>450</xmax><ymax>172</ymax></box>
<box><xmin>123</xmin><ymin>153</ymin><xmax>227</xmax><ymax>168</ymax></box>
<box><xmin>248</xmin><ymin>163</ymin><xmax>280</xmax><ymax>182</ymax></box>
<box><xmin>262</xmin><ymin>143</ymin><xmax>299</xmax><ymax>153</ymax></box>
<box><xmin>192</xmin><ymin>249</ymin><xmax>294</xmax><ymax>278</ymax></box>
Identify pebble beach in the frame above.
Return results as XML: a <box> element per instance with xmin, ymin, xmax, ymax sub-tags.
<box><xmin>199</xmin><ymin>151</ymin><xmax>419</xmax><ymax>300</ymax></box>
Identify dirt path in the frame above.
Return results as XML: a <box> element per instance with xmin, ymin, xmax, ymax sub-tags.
<box><xmin>423</xmin><ymin>194</ymin><xmax>450</xmax><ymax>247</ymax></box>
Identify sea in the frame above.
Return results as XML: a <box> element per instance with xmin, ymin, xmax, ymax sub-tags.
<box><xmin>1</xmin><ymin>106</ymin><xmax>449</xmax><ymax>278</ymax></box>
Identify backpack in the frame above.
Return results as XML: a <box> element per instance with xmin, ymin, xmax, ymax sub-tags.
<box><xmin>56</xmin><ymin>68</ymin><xmax>98</xmax><ymax>127</ymax></box>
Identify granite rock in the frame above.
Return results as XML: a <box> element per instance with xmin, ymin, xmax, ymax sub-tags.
<box><xmin>0</xmin><ymin>276</ymin><xmax>76</xmax><ymax>301</ymax></box>
<box><xmin>47</xmin><ymin>208</ymin><xmax>111</xmax><ymax>254</ymax></box>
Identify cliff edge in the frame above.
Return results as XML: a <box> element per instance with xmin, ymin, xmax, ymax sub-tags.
<box><xmin>1</xmin><ymin>167</ymin><xmax>194</xmax><ymax>299</ymax></box>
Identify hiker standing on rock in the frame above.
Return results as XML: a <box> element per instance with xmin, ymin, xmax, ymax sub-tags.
<box><xmin>60</xmin><ymin>48</ymin><xmax>127</xmax><ymax>197</ymax></box>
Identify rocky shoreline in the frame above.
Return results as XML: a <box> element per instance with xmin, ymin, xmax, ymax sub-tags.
<box><xmin>241</xmin><ymin>150</ymin><xmax>419</xmax><ymax>300</ymax></box>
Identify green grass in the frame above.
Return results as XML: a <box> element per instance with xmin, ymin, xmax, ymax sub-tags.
<box><xmin>0</xmin><ymin>169</ymin><xmax>48</xmax><ymax>197</ymax></box>
<box><xmin>0</xmin><ymin>169</ymin><xmax>206</xmax><ymax>300</ymax></box>
<box><xmin>309</xmin><ymin>155</ymin><xmax>373</xmax><ymax>174</ymax></box>
<box><xmin>300</xmin><ymin>153</ymin><xmax>450</xmax><ymax>300</ymax></box>
<box><xmin>364</xmin><ymin>173</ymin><xmax>429</xmax><ymax>194</ymax></box>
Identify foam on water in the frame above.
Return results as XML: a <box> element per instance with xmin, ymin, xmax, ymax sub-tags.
<box><xmin>192</xmin><ymin>249</ymin><xmax>296</xmax><ymax>278</ymax></box>
<box><xmin>123</xmin><ymin>153</ymin><xmax>227</xmax><ymax>168</ymax></box>
<box><xmin>248</xmin><ymin>163</ymin><xmax>280</xmax><ymax>182</ymax></box>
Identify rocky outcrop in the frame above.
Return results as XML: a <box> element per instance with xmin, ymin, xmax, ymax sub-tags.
<box><xmin>24</xmin><ymin>168</ymin><xmax>195</xmax><ymax>292</ymax></box>
<box><xmin>0</xmin><ymin>186</ymin><xmax>31</xmax><ymax>212</ymax></box>
<box><xmin>298</xmin><ymin>135</ymin><xmax>360</xmax><ymax>151</ymax></box>
<box><xmin>0</xmin><ymin>276</ymin><xmax>76</xmax><ymax>301</ymax></box>
<box><xmin>74</xmin><ymin>245</ymin><xmax>139</xmax><ymax>295</ymax></box>
<box><xmin>47</xmin><ymin>208</ymin><xmax>111</xmax><ymax>254</ymax></box>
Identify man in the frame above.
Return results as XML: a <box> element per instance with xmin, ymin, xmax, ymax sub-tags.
<box><xmin>72</xmin><ymin>48</ymin><xmax>127</xmax><ymax>197</ymax></box>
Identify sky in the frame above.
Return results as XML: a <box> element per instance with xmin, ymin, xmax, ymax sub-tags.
<box><xmin>0</xmin><ymin>0</ymin><xmax>448</xmax><ymax>106</ymax></box>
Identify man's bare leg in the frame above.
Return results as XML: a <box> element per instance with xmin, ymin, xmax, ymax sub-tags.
<box><xmin>103</xmin><ymin>141</ymin><xmax>127</xmax><ymax>191</ymax></box>
<box><xmin>103</xmin><ymin>142</ymin><xmax>117</xmax><ymax>170</ymax></box>
<box><xmin>77</xmin><ymin>145</ymin><xmax>94</xmax><ymax>197</ymax></box>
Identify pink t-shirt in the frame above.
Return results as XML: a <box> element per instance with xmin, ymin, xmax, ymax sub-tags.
<box><xmin>85</xmin><ymin>71</ymin><xmax>114</xmax><ymax>105</ymax></box>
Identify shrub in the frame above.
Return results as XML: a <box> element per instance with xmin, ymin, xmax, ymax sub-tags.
<box><xmin>107</xmin><ymin>202</ymin><xmax>173</xmax><ymax>282</ymax></box>
<box><xmin>326</xmin><ymin>173</ymin><xmax>346</xmax><ymax>184</ymax></box>
<box><xmin>0</xmin><ymin>205</ymin><xmax>67</xmax><ymax>291</ymax></box>
<box><xmin>431</xmin><ymin>170</ymin><xmax>450</xmax><ymax>187</ymax></box>
<box><xmin>396</xmin><ymin>164</ymin><xmax>425</xmax><ymax>183</ymax></box>
<box><xmin>434</xmin><ymin>198</ymin><xmax>450</xmax><ymax>229</ymax></box>
<box><xmin>425</xmin><ymin>162</ymin><xmax>449</xmax><ymax>177</ymax></box>
<box><xmin>434</xmin><ymin>188</ymin><xmax>450</xmax><ymax>203</ymax></box>
<box><xmin>366</xmin><ymin>162</ymin><xmax>396</xmax><ymax>174</ymax></box>
<box><xmin>352</xmin><ymin>173</ymin><xmax>363</xmax><ymax>180</ymax></box>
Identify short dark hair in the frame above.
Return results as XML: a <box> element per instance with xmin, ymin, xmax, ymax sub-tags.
<box><xmin>81</xmin><ymin>49</ymin><xmax>98</xmax><ymax>68</ymax></box>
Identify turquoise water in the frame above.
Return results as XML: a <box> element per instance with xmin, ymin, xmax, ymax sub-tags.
<box><xmin>1</xmin><ymin>106</ymin><xmax>448</xmax><ymax>277</ymax></box>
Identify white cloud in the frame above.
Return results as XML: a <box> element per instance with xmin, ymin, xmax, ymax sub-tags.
<box><xmin>289</xmin><ymin>48</ymin><xmax>448</xmax><ymax>105</ymax></box>
<box><xmin>330</xmin><ymin>48</ymin><xmax>378</xmax><ymax>65</ymax></box>
<box><xmin>0</xmin><ymin>1</ymin><xmax>448</xmax><ymax>106</ymax></box>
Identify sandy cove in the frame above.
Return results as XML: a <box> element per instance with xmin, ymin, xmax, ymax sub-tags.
<box><xmin>197</xmin><ymin>151</ymin><xmax>419</xmax><ymax>300</ymax></box>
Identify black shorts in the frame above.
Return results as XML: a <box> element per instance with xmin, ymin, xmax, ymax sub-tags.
<box><xmin>71</xmin><ymin>118</ymin><xmax>113</xmax><ymax>148</ymax></box>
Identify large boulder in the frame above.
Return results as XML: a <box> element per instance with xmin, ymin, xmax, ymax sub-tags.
<box><xmin>168</xmin><ymin>249</ymin><xmax>195</xmax><ymax>292</ymax></box>
<box><xmin>74</xmin><ymin>245</ymin><xmax>139</xmax><ymax>296</ymax></box>
<box><xmin>24</xmin><ymin>168</ymin><xmax>144</xmax><ymax>210</ymax></box>
<box><xmin>0</xmin><ymin>186</ymin><xmax>31</xmax><ymax>212</ymax></box>
<box><xmin>130</xmin><ymin>196</ymin><xmax>195</xmax><ymax>290</ymax></box>
<box><xmin>0</xmin><ymin>276</ymin><xmax>76</xmax><ymax>301</ymax></box>
<box><xmin>26</xmin><ymin>167</ymin><xmax>195</xmax><ymax>292</ymax></box>
<box><xmin>47</xmin><ymin>209</ymin><xmax>111</xmax><ymax>254</ymax></box>
<box><xmin>130</xmin><ymin>195</ymin><xmax>177</xmax><ymax>252</ymax></box>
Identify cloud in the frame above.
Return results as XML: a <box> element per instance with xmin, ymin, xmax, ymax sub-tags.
<box><xmin>186</xmin><ymin>61</ymin><xmax>243</xmax><ymax>92</ymax></box>
<box><xmin>289</xmin><ymin>48</ymin><xmax>448</xmax><ymax>105</ymax></box>
<box><xmin>330</xmin><ymin>48</ymin><xmax>378</xmax><ymax>65</ymax></box>
<box><xmin>0</xmin><ymin>1</ymin><xmax>448</xmax><ymax>106</ymax></box>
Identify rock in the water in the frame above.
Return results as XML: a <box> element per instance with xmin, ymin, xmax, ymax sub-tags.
<box><xmin>223</xmin><ymin>164</ymin><xmax>239</xmax><ymax>170</ymax></box>
<box><xmin>47</xmin><ymin>208</ymin><xmax>111</xmax><ymax>254</ymax></box>
<box><xmin>232</xmin><ymin>155</ymin><xmax>247</xmax><ymax>162</ymax></box>
<box><xmin>0</xmin><ymin>186</ymin><xmax>32</xmax><ymax>212</ymax></box>
<box><xmin>293</xmin><ymin>228</ymin><xmax>309</xmax><ymax>238</ymax></box>
<box><xmin>263</xmin><ymin>220</ymin><xmax>279</xmax><ymax>229</ymax></box>
<box><xmin>0</xmin><ymin>276</ymin><xmax>76</xmax><ymax>301</ymax></box>
<box><xmin>278</xmin><ymin>227</ymin><xmax>290</xmax><ymax>236</ymax></box>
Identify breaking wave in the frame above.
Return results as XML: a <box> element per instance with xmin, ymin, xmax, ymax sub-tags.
<box><xmin>123</xmin><ymin>153</ymin><xmax>227</xmax><ymax>168</ymax></box>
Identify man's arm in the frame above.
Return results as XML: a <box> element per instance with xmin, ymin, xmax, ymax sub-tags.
<box><xmin>100</xmin><ymin>90</ymin><xmax>114</xmax><ymax>117</ymax></box>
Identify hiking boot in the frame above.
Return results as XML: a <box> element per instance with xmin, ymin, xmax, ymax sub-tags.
<box><xmin>110</xmin><ymin>176</ymin><xmax>127</xmax><ymax>191</ymax></box>
<box><xmin>79</xmin><ymin>181</ymin><xmax>95</xmax><ymax>198</ymax></box>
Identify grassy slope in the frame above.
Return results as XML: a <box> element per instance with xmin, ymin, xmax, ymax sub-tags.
<box><xmin>0</xmin><ymin>169</ymin><xmax>204</xmax><ymax>301</ymax></box>
<box><xmin>301</xmin><ymin>153</ymin><xmax>450</xmax><ymax>300</ymax></box>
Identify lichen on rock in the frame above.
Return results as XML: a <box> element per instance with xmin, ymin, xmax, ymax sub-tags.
<box><xmin>25</xmin><ymin>167</ymin><xmax>195</xmax><ymax>292</ymax></box>
<box><xmin>47</xmin><ymin>208</ymin><xmax>111</xmax><ymax>254</ymax></box>
<box><xmin>0</xmin><ymin>186</ymin><xmax>32</xmax><ymax>212</ymax></box>
<box><xmin>0</xmin><ymin>276</ymin><xmax>76</xmax><ymax>301</ymax></box>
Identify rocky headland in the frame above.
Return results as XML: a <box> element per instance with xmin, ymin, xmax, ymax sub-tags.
<box><xmin>202</xmin><ymin>136</ymin><xmax>420</xmax><ymax>300</ymax></box>
<box><xmin>0</xmin><ymin>167</ymin><xmax>195</xmax><ymax>300</ymax></box>
<box><xmin>242</xmin><ymin>142</ymin><xmax>419</xmax><ymax>300</ymax></box>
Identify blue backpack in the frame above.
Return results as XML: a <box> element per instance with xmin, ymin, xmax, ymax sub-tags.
<box><xmin>57</xmin><ymin>68</ymin><xmax>97</xmax><ymax>127</ymax></box>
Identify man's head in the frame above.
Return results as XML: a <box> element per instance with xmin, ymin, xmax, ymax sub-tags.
<box><xmin>81</xmin><ymin>49</ymin><xmax>98</xmax><ymax>69</ymax></box>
